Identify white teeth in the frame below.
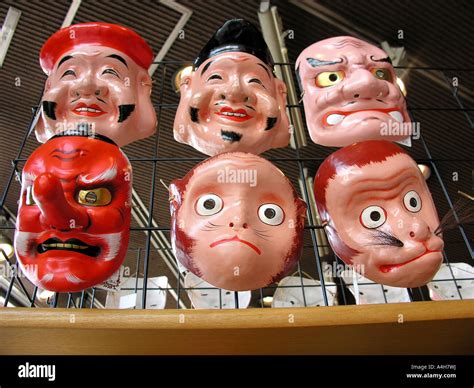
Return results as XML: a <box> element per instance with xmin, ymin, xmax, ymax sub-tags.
<box><xmin>389</xmin><ymin>111</ymin><xmax>403</xmax><ymax>122</ymax></box>
<box><xmin>326</xmin><ymin>114</ymin><xmax>345</xmax><ymax>125</ymax></box>
<box><xmin>76</xmin><ymin>107</ymin><xmax>100</xmax><ymax>113</ymax></box>
<box><xmin>222</xmin><ymin>112</ymin><xmax>245</xmax><ymax>117</ymax></box>
<box><xmin>42</xmin><ymin>243</ymin><xmax>88</xmax><ymax>250</ymax></box>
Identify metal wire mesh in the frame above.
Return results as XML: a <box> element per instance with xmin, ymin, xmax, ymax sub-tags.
<box><xmin>0</xmin><ymin>61</ymin><xmax>472</xmax><ymax>310</ymax></box>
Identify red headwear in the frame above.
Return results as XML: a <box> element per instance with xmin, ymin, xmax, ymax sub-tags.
<box><xmin>39</xmin><ymin>22</ymin><xmax>153</xmax><ymax>74</ymax></box>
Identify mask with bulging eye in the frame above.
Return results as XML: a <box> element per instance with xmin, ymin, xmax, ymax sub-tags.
<box><xmin>14</xmin><ymin>132</ymin><xmax>132</xmax><ymax>292</ymax></box>
<box><xmin>296</xmin><ymin>36</ymin><xmax>412</xmax><ymax>147</ymax></box>
<box><xmin>314</xmin><ymin>140</ymin><xmax>444</xmax><ymax>288</ymax></box>
<box><xmin>170</xmin><ymin>152</ymin><xmax>307</xmax><ymax>291</ymax></box>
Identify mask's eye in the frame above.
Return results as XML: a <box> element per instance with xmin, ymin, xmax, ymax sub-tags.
<box><xmin>26</xmin><ymin>186</ymin><xmax>36</xmax><ymax>206</ymax></box>
<box><xmin>360</xmin><ymin>206</ymin><xmax>387</xmax><ymax>229</ymax></box>
<box><xmin>258</xmin><ymin>204</ymin><xmax>284</xmax><ymax>226</ymax></box>
<box><xmin>248</xmin><ymin>78</ymin><xmax>263</xmax><ymax>86</ymax></box>
<box><xmin>371</xmin><ymin>68</ymin><xmax>392</xmax><ymax>82</ymax></box>
<box><xmin>315</xmin><ymin>71</ymin><xmax>345</xmax><ymax>87</ymax></box>
<box><xmin>207</xmin><ymin>74</ymin><xmax>223</xmax><ymax>81</ymax></box>
<box><xmin>61</xmin><ymin>69</ymin><xmax>76</xmax><ymax>78</ymax></box>
<box><xmin>102</xmin><ymin>68</ymin><xmax>120</xmax><ymax>78</ymax></box>
<box><xmin>77</xmin><ymin>188</ymin><xmax>112</xmax><ymax>206</ymax></box>
<box><xmin>403</xmin><ymin>190</ymin><xmax>422</xmax><ymax>213</ymax></box>
<box><xmin>196</xmin><ymin>194</ymin><xmax>223</xmax><ymax>216</ymax></box>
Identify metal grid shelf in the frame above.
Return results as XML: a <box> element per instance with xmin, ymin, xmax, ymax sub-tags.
<box><xmin>0</xmin><ymin>60</ymin><xmax>472</xmax><ymax>310</ymax></box>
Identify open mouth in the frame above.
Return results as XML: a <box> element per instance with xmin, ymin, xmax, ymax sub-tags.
<box><xmin>323</xmin><ymin>108</ymin><xmax>403</xmax><ymax>126</ymax></box>
<box><xmin>72</xmin><ymin>103</ymin><xmax>106</xmax><ymax>117</ymax></box>
<box><xmin>37</xmin><ymin>237</ymin><xmax>101</xmax><ymax>257</ymax></box>
<box><xmin>209</xmin><ymin>235</ymin><xmax>261</xmax><ymax>255</ymax></box>
<box><xmin>379</xmin><ymin>250</ymin><xmax>441</xmax><ymax>273</ymax></box>
<box><xmin>216</xmin><ymin>107</ymin><xmax>252</xmax><ymax>122</ymax></box>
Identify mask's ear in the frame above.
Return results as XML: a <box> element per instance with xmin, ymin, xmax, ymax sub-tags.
<box><xmin>173</xmin><ymin>73</ymin><xmax>193</xmax><ymax>144</ymax></box>
<box><xmin>272</xmin><ymin>77</ymin><xmax>291</xmax><ymax>148</ymax></box>
<box><xmin>168</xmin><ymin>180</ymin><xmax>184</xmax><ymax>215</ymax></box>
<box><xmin>34</xmin><ymin>79</ymin><xmax>52</xmax><ymax>143</ymax></box>
<box><xmin>134</xmin><ymin>70</ymin><xmax>157</xmax><ymax>143</ymax></box>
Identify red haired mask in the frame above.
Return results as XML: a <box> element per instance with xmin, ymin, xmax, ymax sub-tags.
<box><xmin>314</xmin><ymin>141</ymin><xmax>443</xmax><ymax>288</ymax></box>
<box><xmin>14</xmin><ymin>132</ymin><xmax>132</xmax><ymax>292</ymax></box>
<box><xmin>170</xmin><ymin>152</ymin><xmax>306</xmax><ymax>291</ymax></box>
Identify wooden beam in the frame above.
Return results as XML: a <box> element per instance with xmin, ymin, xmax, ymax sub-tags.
<box><xmin>0</xmin><ymin>300</ymin><xmax>473</xmax><ymax>355</ymax></box>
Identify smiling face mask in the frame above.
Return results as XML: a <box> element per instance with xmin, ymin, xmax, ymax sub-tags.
<box><xmin>35</xmin><ymin>22</ymin><xmax>157</xmax><ymax>147</ymax></box>
<box><xmin>170</xmin><ymin>152</ymin><xmax>306</xmax><ymax>291</ymax></box>
<box><xmin>296</xmin><ymin>36</ymin><xmax>412</xmax><ymax>147</ymax></box>
<box><xmin>314</xmin><ymin>141</ymin><xmax>444</xmax><ymax>288</ymax></box>
<box><xmin>174</xmin><ymin>19</ymin><xmax>290</xmax><ymax>156</ymax></box>
<box><xmin>14</xmin><ymin>132</ymin><xmax>132</xmax><ymax>292</ymax></box>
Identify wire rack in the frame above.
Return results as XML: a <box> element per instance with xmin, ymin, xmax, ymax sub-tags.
<box><xmin>0</xmin><ymin>60</ymin><xmax>472</xmax><ymax>310</ymax></box>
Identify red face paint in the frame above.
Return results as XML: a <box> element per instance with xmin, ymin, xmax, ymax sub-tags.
<box><xmin>14</xmin><ymin>134</ymin><xmax>132</xmax><ymax>292</ymax></box>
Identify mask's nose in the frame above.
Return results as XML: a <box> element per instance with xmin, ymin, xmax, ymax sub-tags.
<box><xmin>33</xmin><ymin>173</ymin><xmax>89</xmax><ymax>231</ymax></box>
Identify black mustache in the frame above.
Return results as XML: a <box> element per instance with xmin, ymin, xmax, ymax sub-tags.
<box><xmin>221</xmin><ymin>130</ymin><xmax>242</xmax><ymax>143</ymax></box>
<box><xmin>434</xmin><ymin>196</ymin><xmax>474</xmax><ymax>236</ymax></box>
<box><xmin>118</xmin><ymin>104</ymin><xmax>135</xmax><ymax>123</ymax></box>
<box><xmin>264</xmin><ymin>117</ymin><xmax>277</xmax><ymax>131</ymax></box>
<box><xmin>190</xmin><ymin>107</ymin><xmax>199</xmax><ymax>123</ymax></box>
<box><xmin>42</xmin><ymin>101</ymin><xmax>57</xmax><ymax>120</ymax></box>
<box><xmin>369</xmin><ymin>230</ymin><xmax>404</xmax><ymax>247</ymax></box>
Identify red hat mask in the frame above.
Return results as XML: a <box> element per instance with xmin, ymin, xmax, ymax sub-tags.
<box><xmin>314</xmin><ymin>141</ymin><xmax>444</xmax><ymax>288</ymax></box>
<box><xmin>35</xmin><ymin>22</ymin><xmax>156</xmax><ymax>147</ymax></box>
<box><xmin>296</xmin><ymin>37</ymin><xmax>412</xmax><ymax>147</ymax></box>
<box><xmin>170</xmin><ymin>153</ymin><xmax>306</xmax><ymax>291</ymax></box>
<box><xmin>14</xmin><ymin>133</ymin><xmax>132</xmax><ymax>292</ymax></box>
<box><xmin>174</xmin><ymin>20</ymin><xmax>290</xmax><ymax>156</ymax></box>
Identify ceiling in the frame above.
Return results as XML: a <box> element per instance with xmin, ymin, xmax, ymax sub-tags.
<box><xmin>0</xmin><ymin>0</ymin><xmax>472</xmax><ymax>307</ymax></box>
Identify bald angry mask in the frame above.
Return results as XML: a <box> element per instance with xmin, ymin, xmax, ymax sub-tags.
<box><xmin>296</xmin><ymin>36</ymin><xmax>412</xmax><ymax>147</ymax></box>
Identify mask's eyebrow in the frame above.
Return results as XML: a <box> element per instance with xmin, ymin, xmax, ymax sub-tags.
<box><xmin>257</xmin><ymin>63</ymin><xmax>271</xmax><ymax>79</ymax></box>
<box><xmin>201</xmin><ymin>60</ymin><xmax>214</xmax><ymax>77</ymax></box>
<box><xmin>370</xmin><ymin>56</ymin><xmax>392</xmax><ymax>65</ymax></box>
<box><xmin>57</xmin><ymin>55</ymin><xmax>74</xmax><ymax>69</ymax></box>
<box><xmin>306</xmin><ymin>57</ymin><xmax>343</xmax><ymax>67</ymax></box>
<box><xmin>106</xmin><ymin>54</ymin><xmax>128</xmax><ymax>68</ymax></box>
<box><xmin>78</xmin><ymin>163</ymin><xmax>118</xmax><ymax>186</ymax></box>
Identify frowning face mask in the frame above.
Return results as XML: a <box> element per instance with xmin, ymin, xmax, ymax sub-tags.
<box><xmin>170</xmin><ymin>152</ymin><xmax>306</xmax><ymax>291</ymax></box>
<box><xmin>296</xmin><ymin>36</ymin><xmax>412</xmax><ymax>147</ymax></box>
<box><xmin>174</xmin><ymin>19</ymin><xmax>290</xmax><ymax>156</ymax></box>
<box><xmin>14</xmin><ymin>133</ymin><xmax>132</xmax><ymax>292</ymax></box>
<box><xmin>314</xmin><ymin>141</ymin><xmax>443</xmax><ymax>288</ymax></box>
<box><xmin>35</xmin><ymin>22</ymin><xmax>156</xmax><ymax>147</ymax></box>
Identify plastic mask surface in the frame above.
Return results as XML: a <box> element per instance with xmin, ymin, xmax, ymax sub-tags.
<box><xmin>296</xmin><ymin>36</ymin><xmax>411</xmax><ymax>147</ymax></box>
<box><xmin>14</xmin><ymin>133</ymin><xmax>132</xmax><ymax>292</ymax></box>
<box><xmin>314</xmin><ymin>141</ymin><xmax>443</xmax><ymax>288</ymax></box>
<box><xmin>170</xmin><ymin>152</ymin><xmax>306</xmax><ymax>291</ymax></box>
<box><xmin>36</xmin><ymin>22</ymin><xmax>157</xmax><ymax>147</ymax></box>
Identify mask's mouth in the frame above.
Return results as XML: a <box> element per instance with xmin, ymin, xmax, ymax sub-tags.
<box><xmin>37</xmin><ymin>237</ymin><xmax>101</xmax><ymax>257</ymax></box>
<box><xmin>379</xmin><ymin>249</ymin><xmax>442</xmax><ymax>273</ymax></box>
<box><xmin>215</xmin><ymin>106</ymin><xmax>253</xmax><ymax>122</ymax></box>
<box><xmin>72</xmin><ymin>103</ymin><xmax>107</xmax><ymax>117</ymax></box>
<box><xmin>323</xmin><ymin>108</ymin><xmax>403</xmax><ymax>126</ymax></box>
<box><xmin>209</xmin><ymin>235</ymin><xmax>261</xmax><ymax>255</ymax></box>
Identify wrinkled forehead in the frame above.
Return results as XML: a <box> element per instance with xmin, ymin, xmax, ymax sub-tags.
<box><xmin>327</xmin><ymin>153</ymin><xmax>424</xmax><ymax>203</ymax></box>
<box><xmin>24</xmin><ymin>137</ymin><xmax>126</xmax><ymax>178</ymax></box>
<box><xmin>298</xmin><ymin>37</ymin><xmax>387</xmax><ymax>68</ymax></box>
<box><xmin>198</xmin><ymin>52</ymin><xmax>272</xmax><ymax>77</ymax></box>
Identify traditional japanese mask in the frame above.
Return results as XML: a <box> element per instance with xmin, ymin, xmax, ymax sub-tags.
<box><xmin>14</xmin><ymin>131</ymin><xmax>132</xmax><ymax>292</ymax></box>
<box><xmin>35</xmin><ymin>22</ymin><xmax>156</xmax><ymax>147</ymax></box>
<box><xmin>174</xmin><ymin>19</ymin><xmax>290</xmax><ymax>156</ymax></box>
<box><xmin>296</xmin><ymin>36</ymin><xmax>412</xmax><ymax>147</ymax></box>
<box><xmin>170</xmin><ymin>152</ymin><xmax>306</xmax><ymax>291</ymax></box>
<box><xmin>314</xmin><ymin>141</ymin><xmax>444</xmax><ymax>288</ymax></box>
